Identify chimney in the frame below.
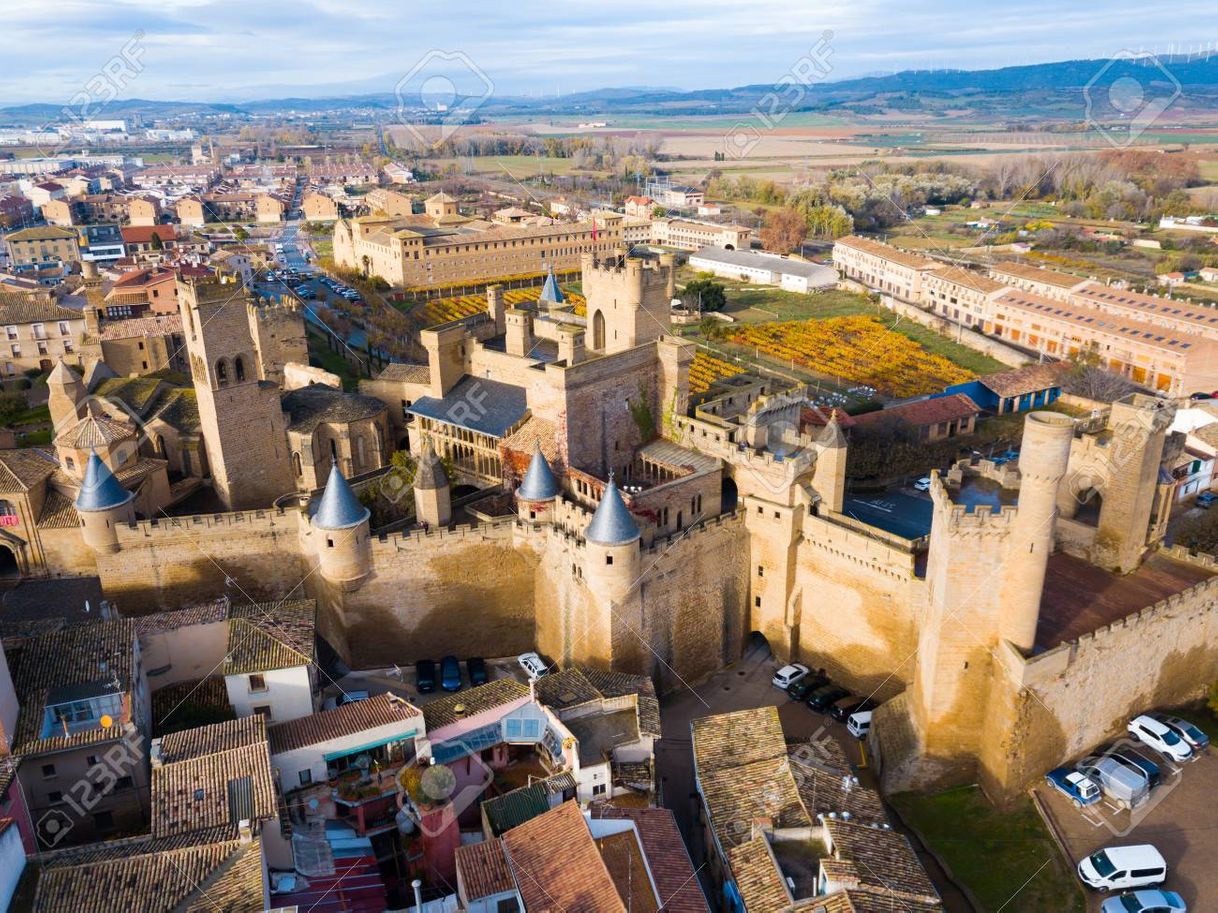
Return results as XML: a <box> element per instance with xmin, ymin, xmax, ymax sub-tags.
<box><xmin>487</xmin><ymin>284</ymin><xmax>506</xmax><ymax>335</ymax></box>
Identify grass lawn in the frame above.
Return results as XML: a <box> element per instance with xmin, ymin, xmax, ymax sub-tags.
<box><xmin>891</xmin><ymin>786</ymin><xmax>1086</xmax><ymax>913</ymax></box>
<box><xmin>308</xmin><ymin>329</ymin><xmax>365</xmax><ymax>391</ymax></box>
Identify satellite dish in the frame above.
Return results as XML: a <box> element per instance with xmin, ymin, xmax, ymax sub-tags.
<box><xmin>307</xmin><ymin>797</ymin><xmax>320</xmax><ymax>811</ymax></box>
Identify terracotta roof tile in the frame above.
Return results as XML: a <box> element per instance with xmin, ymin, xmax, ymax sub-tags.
<box><xmin>823</xmin><ymin>820</ymin><xmax>940</xmax><ymax>904</ymax></box>
<box><xmin>267</xmin><ymin>692</ymin><xmax>421</xmax><ymax>755</ymax></box>
<box><xmin>456</xmin><ymin>838</ymin><xmax>516</xmax><ymax>900</ymax></box>
<box><xmin>725</xmin><ymin>837</ymin><xmax>791</xmax><ymax>913</ymax></box>
<box><xmin>592</xmin><ymin>807</ymin><xmax>711</xmax><ymax>913</ymax></box>
<box><xmin>502</xmin><ymin>801</ymin><xmax>626</xmax><ymax>913</ymax></box>
<box><xmin>422</xmin><ymin>678</ymin><xmax>529</xmax><ymax>731</ymax></box>
<box><xmin>848</xmin><ymin>394</ymin><xmax>981</xmax><ymax>429</ymax></box>
<box><xmin>223</xmin><ymin>599</ymin><xmax>315</xmax><ymax>675</ymax></box>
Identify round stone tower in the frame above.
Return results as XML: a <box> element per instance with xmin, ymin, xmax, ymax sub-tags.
<box><xmin>311</xmin><ymin>461</ymin><xmax>372</xmax><ymax>587</ymax></box>
<box><xmin>515</xmin><ymin>442</ymin><xmax>559</xmax><ymax>523</ymax></box>
<box><xmin>412</xmin><ymin>441</ymin><xmax>452</xmax><ymax>528</ymax></box>
<box><xmin>1000</xmin><ymin>410</ymin><xmax>1075</xmax><ymax>651</ymax></box>
<box><xmin>583</xmin><ymin>475</ymin><xmax>641</xmax><ymax>604</ymax></box>
<box><xmin>76</xmin><ymin>450</ymin><xmax>136</xmax><ymax>554</ymax></box>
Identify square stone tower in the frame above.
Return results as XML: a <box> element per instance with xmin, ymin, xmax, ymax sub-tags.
<box><xmin>581</xmin><ymin>251</ymin><xmax>676</xmax><ymax>355</ymax></box>
<box><xmin>178</xmin><ymin>277</ymin><xmax>295</xmax><ymax>509</ymax></box>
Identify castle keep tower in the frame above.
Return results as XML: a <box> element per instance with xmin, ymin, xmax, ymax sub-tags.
<box><xmin>1000</xmin><ymin>411</ymin><xmax>1074</xmax><ymax>651</ymax></box>
<box><xmin>179</xmin><ymin>277</ymin><xmax>294</xmax><ymax>509</ymax></box>
<box><xmin>311</xmin><ymin>462</ymin><xmax>372</xmax><ymax>587</ymax></box>
<box><xmin>76</xmin><ymin>451</ymin><xmax>136</xmax><ymax>554</ymax></box>
<box><xmin>581</xmin><ymin>252</ymin><xmax>676</xmax><ymax>355</ymax></box>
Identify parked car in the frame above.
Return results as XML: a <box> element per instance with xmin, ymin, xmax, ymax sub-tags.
<box><xmin>1078</xmin><ymin>844</ymin><xmax>1168</xmax><ymax>892</ymax></box>
<box><xmin>467</xmin><ymin>656</ymin><xmax>488</xmax><ymax>686</ymax></box>
<box><xmin>829</xmin><ymin>696</ymin><xmax>878</xmax><ymax>722</ymax></box>
<box><xmin>1044</xmin><ymin>767</ymin><xmax>1101</xmax><ymax>808</ymax></box>
<box><xmin>440</xmin><ymin>655</ymin><xmax>463</xmax><ymax>692</ymax></box>
<box><xmin>1098</xmin><ymin>889</ymin><xmax>1186</xmax><ymax>913</ymax></box>
<box><xmin>772</xmin><ymin>663</ymin><xmax>810</xmax><ymax>690</ymax></box>
<box><xmin>1150</xmin><ymin>713</ymin><xmax>1210</xmax><ymax>752</ymax></box>
<box><xmin>518</xmin><ymin>652</ymin><xmax>548</xmax><ymax>681</ymax></box>
<box><xmin>786</xmin><ymin>671</ymin><xmax>830</xmax><ymax>701</ymax></box>
<box><xmin>913</xmin><ymin>476</ymin><xmax>932</xmax><ymax>492</ymax></box>
<box><xmin>847</xmin><ymin>710</ymin><xmax>873</xmax><ymax>739</ymax></box>
<box><xmin>1110</xmin><ymin>749</ymin><xmax>1162</xmax><ymax>790</ymax></box>
<box><xmin>1077</xmin><ymin>756</ymin><xmax>1150</xmax><ymax>808</ymax></box>
<box><xmin>807</xmin><ymin>685</ymin><xmax>852</xmax><ymax>713</ymax></box>
<box><xmin>1128</xmin><ymin>714</ymin><xmax>1194</xmax><ymax>763</ymax></box>
<box><xmin>415</xmin><ymin>659</ymin><xmax>437</xmax><ymax>694</ymax></box>
<box><xmin>1196</xmin><ymin>491</ymin><xmax>1217</xmax><ymax>509</ymax></box>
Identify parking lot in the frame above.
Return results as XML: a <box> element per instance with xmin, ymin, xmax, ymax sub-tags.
<box><xmin>1036</xmin><ymin>737</ymin><xmax>1218</xmax><ymax>911</ymax></box>
<box><xmin>322</xmin><ymin>655</ymin><xmax>529</xmax><ymax>709</ymax></box>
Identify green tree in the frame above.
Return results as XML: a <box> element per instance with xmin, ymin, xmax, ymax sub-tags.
<box><xmin>150</xmin><ymin>231</ymin><xmax>164</xmax><ymax>250</ymax></box>
<box><xmin>682</xmin><ymin>276</ymin><xmax>727</xmax><ymax>312</ymax></box>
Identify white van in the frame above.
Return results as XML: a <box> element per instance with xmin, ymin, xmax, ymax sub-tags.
<box><xmin>847</xmin><ymin>710</ymin><xmax>872</xmax><ymax>739</ymax></box>
<box><xmin>1077</xmin><ymin>845</ymin><xmax>1167</xmax><ymax>892</ymax></box>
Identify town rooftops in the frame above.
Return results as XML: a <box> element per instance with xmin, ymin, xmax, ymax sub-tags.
<box><xmin>822</xmin><ymin>819</ymin><xmax>941</xmax><ymax>905</ymax></box>
<box><xmin>0</xmin><ymin>448</ymin><xmax>58</xmax><ymax>493</ymax></box>
<box><xmin>975</xmin><ymin>362</ymin><xmax>1070</xmax><ymax>399</ymax></box>
<box><xmin>151</xmin><ymin>716</ymin><xmax>276</xmax><ymax>840</ymax></box>
<box><xmin>849</xmin><ymin>393</ymin><xmax>981</xmax><ymax>430</ymax></box>
<box><xmin>4</xmin><ymin>225</ymin><xmax>78</xmax><ymax>242</ymax></box>
<box><xmin>408</xmin><ymin>375</ymin><xmax>529</xmax><ymax>438</ymax></box>
<box><xmin>372</xmin><ymin>361</ymin><xmax>430</xmax><ymax>384</ymax></box>
<box><xmin>157</xmin><ymin>714</ymin><xmax>267</xmax><ymax>763</ymax></box>
<box><xmin>10</xmin><ymin>617</ymin><xmax>136</xmax><ymax>755</ymax></box>
<box><xmin>585</xmin><ymin>477</ymin><xmax>641</xmax><ymax>546</ymax></box>
<box><xmin>75</xmin><ymin>451</ymin><xmax>135</xmax><ymax>512</ymax></box>
<box><xmin>726</xmin><ymin>837</ymin><xmax>792</xmax><ymax>913</ymax></box>
<box><xmin>591</xmin><ymin>806</ymin><xmax>711</xmax><ymax>913</ymax></box>
<box><xmin>990</xmin><ymin>260</ymin><xmax>1087</xmax><ymax>289</ymax></box>
<box><xmin>57</xmin><ymin>409</ymin><xmax>134</xmax><ymax>450</ymax></box>
<box><xmin>456</xmin><ymin>837</ymin><xmax>516</xmax><ymax>901</ymax></box>
<box><xmin>502</xmin><ymin>800</ymin><xmax>627</xmax><ymax>913</ymax></box>
<box><xmin>481</xmin><ymin>781</ymin><xmax>552</xmax><ymax>836</ymax></box>
<box><xmin>267</xmin><ymin>692</ymin><xmax>421</xmax><ymax>755</ymax></box>
<box><xmin>517</xmin><ymin>441</ymin><xmax>560</xmax><ymax>500</ymax></box>
<box><xmin>422</xmin><ymin>678</ymin><xmax>529</xmax><ymax>731</ymax></box>
<box><xmin>311</xmin><ymin>463</ymin><xmax>370</xmax><ymax>530</ymax></box>
<box><xmin>928</xmin><ymin>264</ymin><xmax>1007</xmax><ymax>295</ymax></box>
<box><xmin>97</xmin><ymin>313</ymin><xmax>184</xmax><ymax>341</ymax></box>
<box><xmin>120</xmin><ymin>224</ymin><xmax>177</xmax><ymax>245</ymax></box>
<box><xmin>0</xmin><ymin>296</ymin><xmax>83</xmax><ymax>325</ymax></box>
<box><xmin>33</xmin><ymin>836</ymin><xmax>266</xmax><ymax>913</ymax></box>
<box><xmin>223</xmin><ymin>599</ymin><xmax>315</xmax><ymax>675</ymax></box>
<box><xmin>835</xmin><ymin>235</ymin><xmax>938</xmax><ymax>271</ymax></box>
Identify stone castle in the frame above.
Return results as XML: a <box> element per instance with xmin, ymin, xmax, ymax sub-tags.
<box><xmin>2</xmin><ymin>249</ymin><xmax>1216</xmax><ymax>800</ymax></box>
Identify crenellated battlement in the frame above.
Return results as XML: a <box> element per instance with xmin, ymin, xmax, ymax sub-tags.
<box><xmin>117</xmin><ymin>508</ymin><xmax>298</xmax><ymax>541</ymax></box>
<box><xmin>929</xmin><ymin>472</ymin><xmax>1017</xmax><ymax>535</ymax></box>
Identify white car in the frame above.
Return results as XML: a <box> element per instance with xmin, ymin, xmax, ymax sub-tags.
<box><xmin>518</xmin><ymin>652</ymin><xmax>548</xmax><ymax>681</ymax></box>
<box><xmin>1128</xmin><ymin>714</ymin><xmax>1194</xmax><ymax>763</ymax></box>
<box><xmin>913</xmin><ymin>476</ymin><xmax>932</xmax><ymax>492</ymax></box>
<box><xmin>772</xmin><ymin>663</ymin><xmax>810</xmax><ymax>690</ymax></box>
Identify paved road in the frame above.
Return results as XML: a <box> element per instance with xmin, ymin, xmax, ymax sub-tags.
<box><xmin>1036</xmin><ymin>745</ymin><xmax>1218</xmax><ymax>912</ymax></box>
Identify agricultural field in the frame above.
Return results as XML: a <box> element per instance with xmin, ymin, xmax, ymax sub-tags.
<box><xmin>724</xmin><ymin>315</ymin><xmax>975</xmax><ymax>398</ymax></box>
<box><xmin>405</xmin><ymin>285</ymin><xmax>587</xmax><ymax>328</ymax></box>
<box><xmin>689</xmin><ymin>350</ymin><xmax>745</xmax><ymax>395</ymax></box>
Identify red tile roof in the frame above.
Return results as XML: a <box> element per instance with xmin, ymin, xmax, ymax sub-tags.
<box><xmin>120</xmin><ymin>224</ymin><xmax>178</xmax><ymax>244</ymax></box>
<box><xmin>502</xmin><ymin>801</ymin><xmax>626</xmax><ymax>913</ymax></box>
<box><xmin>267</xmin><ymin>692</ymin><xmax>422</xmax><ymax>755</ymax></box>
<box><xmin>849</xmin><ymin>393</ymin><xmax>980</xmax><ymax>429</ymax></box>
<box><xmin>591</xmin><ymin>807</ymin><xmax>710</xmax><ymax>913</ymax></box>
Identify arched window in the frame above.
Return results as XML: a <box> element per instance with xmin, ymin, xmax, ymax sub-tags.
<box><xmin>292</xmin><ymin>452</ymin><xmax>302</xmax><ymax>477</ymax></box>
<box><xmin>215</xmin><ymin>359</ymin><xmax>229</xmax><ymax>386</ymax></box>
<box><xmin>355</xmin><ymin>435</ymin><xmax>366</xmax><ymax>471</ymax></box>
<box><xmin>329</xmin><ymin>438</ymin><xmax>338</xmax><ymax>460</ymax></box>
<box><xmin>234</xmin><ymin>356</ymin><xmax>246</xmax><ymax>382</ymax></box>
<box><xmin>592</xmin><ymin>310</ymin><xmax>606</xmax><ymax>351</ymax></box>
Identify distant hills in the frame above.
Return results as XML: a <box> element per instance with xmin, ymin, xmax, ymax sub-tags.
<box><xmin>4</xmin><ymin>55</ymin><xmax>1218</xmax><ymax>122</ymax></box>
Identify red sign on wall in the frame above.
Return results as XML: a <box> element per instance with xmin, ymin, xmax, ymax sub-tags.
<box><xmin>0</xmin><ymin>515</ymin><xmax>19</xmax><ymax>527</ymax></box>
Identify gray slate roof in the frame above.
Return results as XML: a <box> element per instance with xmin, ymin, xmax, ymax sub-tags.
<box><xmin>75</xmin><ymin>451</ymin><xmax>134</xmax><ymax>512</ymax></box>
<box><xmin>311</xmin><ymin>463</ymin><xmax>369</xmax><ymax>530</ymax></box>
<box><xmin>281</xmin><ymin>383</ymin><xmax>385</xmax><ymax>433</ymax></box>
<box><xmin>585</xmin><ymin>477</ymin><xmax>640</xmax><ymax>545</ymax></box>
<box><xmin>407</xmin><ymin>376</ymin><xmax>527</xmax><ymax>438</ymax></box>
<box><xmin>539</xmin><ymin>267</ymin><xmax>565</xmax><ymax>304</ymax></box>
<box><xmin>517</xmin><ymin>443</ymin><xmax>559</xmax><ymax>500</ymax></box>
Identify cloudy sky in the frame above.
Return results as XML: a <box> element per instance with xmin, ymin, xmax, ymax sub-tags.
<box><xmin>3</xmin><ymin>0</ymin><xmax>1218</xmax><ymax>104</ymax></box>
